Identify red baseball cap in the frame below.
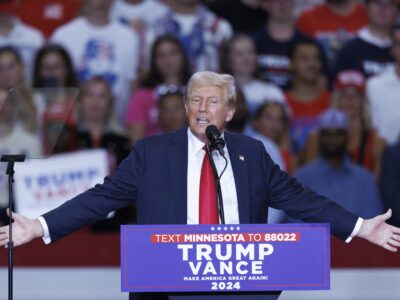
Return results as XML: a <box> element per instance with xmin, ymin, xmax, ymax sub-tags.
<box><xmin>335</xmin><ymin>70</ymin><xmax>365</xmax><ymax>93</ymax></box>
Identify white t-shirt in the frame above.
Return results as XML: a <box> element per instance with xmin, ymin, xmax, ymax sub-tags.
<box><xmin>110</xmin><ymin>0</ymin><xmax>169</xmax><ymax>26</ymax></box>
<box><xmin>51</xmin><ymin>17</ymin><xmax>139</xmax><ymax>120</ymax></box>
<box><xmin>241</xmin><ymin>79</ymin><xmax>286</xmax><ymax>116</ymax></box>
<box><xmin>0</xmin><ymin>18</ymin><xmax>44</xmax><ymax>84</ymax></box>
<box><xmin>367</xmin><ymin>67</ymin><xmax>400</xmax><ymax>145</ymax></box>
<box><xmin>110</xmin><ymin>0</ymin><xmax>168</xmax><ymax>71</ymax></box>
<box><xmin>149</xmin><ymin>6</ymin><xmax>233</xmax><ymax>72</ymax></box>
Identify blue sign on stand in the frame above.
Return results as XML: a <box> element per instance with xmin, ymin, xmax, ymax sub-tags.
<box><xmin>121</xmin><ymin>223</ymin><xmax>330</xmax><ymax>292</ymax></box>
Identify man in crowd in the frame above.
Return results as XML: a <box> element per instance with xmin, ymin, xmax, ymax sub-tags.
<box><xmin>51</xmin><ymin>0</ymin><xmax>139</xmax><ymax>121</ymax></box>
<box><xmin>297</xmin><ymin>0</ymin><xmax>367</xmax><ymax>68</ymax></box>
<box><xmin>1</xmin><ymin>71</ymin><xmax>399</xmax><ymax>300</ymax></box>
<box><xmin>206</xmin><ymin>0</ymin><xmax>267</xmax><ymax>34</ymax></box>
<box><xmin>293</xmin><ymin>108</ymin><xmax>384</xmax><ymax>219</ymax></box>
<box><xmin>285</xmin><ymin>38</ymin><xmax>330</xmax><ymax>157</ymax></box>
<box><xmin>335</xmin><ymin>0</ymin><xmax>397</xmax><ymax>78</ymax></box>
<box><xmin>253</xmin><ymin>0</ymin><xmax>311</xmax><ymax>89</ymax></box>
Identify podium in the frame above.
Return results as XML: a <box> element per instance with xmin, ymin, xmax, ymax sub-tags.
<box><xmin>121</xmin><ymin>223</ymin><xmax>330</xmax><ymax>294</ymax></box>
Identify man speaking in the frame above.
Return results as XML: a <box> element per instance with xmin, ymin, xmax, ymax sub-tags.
<box><xmin>1</xmin><ymin>71</ymin><xmax>400</xmax><ymax>300</ymax></box>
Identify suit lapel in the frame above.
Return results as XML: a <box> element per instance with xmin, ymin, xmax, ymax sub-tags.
<box><xmin>167</xmin><ymin>128</ymin><xmax>188</xmax><ymax>224</ymax></box>
<box><xmin>224</xmin><ymin>132</ymin><xmax>250</xmax><ymax>224</ymax></box>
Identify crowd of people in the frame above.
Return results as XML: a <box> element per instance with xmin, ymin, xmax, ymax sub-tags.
<box><xmin>0</xmin><ymin>0</ymin><xmax>399</xmax><ymax>228</ymax></box>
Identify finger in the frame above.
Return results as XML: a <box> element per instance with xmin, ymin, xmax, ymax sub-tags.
<box><xmin>0</xmin><ymin>238</ymin><xmax>8</xmax><ymax>247</ymax></box>
<box><xmin>383</xmin><ymin>242</ymin><xmax>397</xmax><ymax>252</ymax></box>
<box><xmin>380</xmin><ymin>209</ymin><xmax>392</xmax><ymax>222</ymax></box>
<box><xmin>388</xmin><ymin>238</ymin><xmax>400</xmax><ymax>248</ymax></box>
<box><xmin>392</xmin><ymin>226</ymin><xmax>400</xmax><ymax>235</ymax></box>
<box><xmin>0</xmin><ymin>226</ymin><xmax>8</xmax><ymax>234</ymax></box>
<box><xmin>9</xmin><ymin>212</ymin><xmax>24</xmax><ymax>223</ymax></box>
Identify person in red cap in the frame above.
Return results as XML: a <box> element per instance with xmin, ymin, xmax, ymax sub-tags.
<box><xmin>302</xmin><ymin>70</ymin><xmax>385</xmax><ymax>178</ymax></box>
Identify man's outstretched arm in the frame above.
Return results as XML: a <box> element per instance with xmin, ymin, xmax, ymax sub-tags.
<box><xmin>1</xmin><ymin>209</ymin><xmax>400</xmax><ymax>252</ymax></box>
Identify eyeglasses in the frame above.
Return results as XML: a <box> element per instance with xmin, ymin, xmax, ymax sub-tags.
<box><xmin>154</xmin><ymin>84</ymin><xmax>185</xmax><ymax>100</ymax></box>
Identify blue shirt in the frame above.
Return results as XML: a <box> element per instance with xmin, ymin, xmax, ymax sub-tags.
<box><xmin>294</xmin><ymin>157</ymin><xmax>384</xmax><ymax>219</ymax></box>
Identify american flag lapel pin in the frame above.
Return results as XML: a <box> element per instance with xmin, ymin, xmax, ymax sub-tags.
<box><xmin>239</xmin><ymin>155</ymin><xmax>245</xmax><ymax>161</ymax></box>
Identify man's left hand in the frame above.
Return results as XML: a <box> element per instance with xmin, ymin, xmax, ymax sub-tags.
<box><xmin>357</xmin><ymin>209</ymin><xmax>400</xmax><ymax>252</ymax></box>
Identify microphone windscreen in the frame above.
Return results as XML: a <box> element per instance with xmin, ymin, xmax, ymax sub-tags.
<box><xmin>206</xmin><ymin>125</ymin><xmax>220</xmax><ymax>141</ymax></box>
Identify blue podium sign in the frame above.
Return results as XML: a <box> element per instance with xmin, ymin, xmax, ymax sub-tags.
<box><xmin>121</xmin><ymin>223</ymin><xmax>330</xmax><ymax>292</ymax></box>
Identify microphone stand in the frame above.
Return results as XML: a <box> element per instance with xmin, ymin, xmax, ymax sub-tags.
<box><xmin>1</xmin><ymin>154</ymin><xmax>26</xmax><ymax>300</ymax></box>
<box><xmin>205</xmin><ymin>145</ymin><xmax>225</xmax><ymax>224</ymax></box>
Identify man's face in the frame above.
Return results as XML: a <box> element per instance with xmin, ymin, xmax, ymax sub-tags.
<box><xmin>185</xmin><ymin>85</ymin><xmax>235</xmax><ymax>143</ymax></box>
<box><xmin>85</xmin><ymin>0</ymin><xmax>113</xmax><ymax>13</ymax></box>
<box><xmin>319</xmin><ymin>129</ymin><xmax>348</xmax><ymax>159</ymax></box>
<box><xmin>367</xmin><ymin>0</ymin><xmax>398</xmax><ymax>30</ymax></box>
<box><xmin>291</xmin><ymin>44</ymin><xmax>322</xmax><ymax>83</ymax></box>
<box><xmin>261</xmin><ymin>0</ymin><xmax>294</xmax><ymax>21</ymax></box>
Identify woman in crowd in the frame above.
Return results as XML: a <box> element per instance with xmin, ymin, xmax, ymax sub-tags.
<box><xmin>252</xmin><ymin>100</ymin><xmax>295</xmax><ymax>174</ymax></box>
<box><xmin>220</xmin><ymin>34</ymin><xmax>286</xmax><ymax>117</ymax></box>
<box><xmin>157</xmin><ymin>85</ymin><xmax>187</xmax><ymax>133</ymax></box>
<box><xmin>75</xmin><ymin>76</ymin><xmax>131</xmax><ymax>167</ymax></box>
<box><xmin>31</xmin><ymin>44</ymin><xmax>79</xmax><ymax>154</ymax></box>
<box><xmin>124</xmin><ymin>35</ymin><xmax>191</xmax><ymax>143</ymax></box>
<box><xmin>0</xmin><ymin>86</ymin><xmax>42</xmax><ymax>225</ymax></box>
<box><xmin>0</xmin><ymin>46</ymin><xmax>37</xmax><ymax>133</ymax></box>
<box><xmin>32</xmin><ymin>44</ymin><xmax>78</xmax><ymax>89</ymax></box>
<box><xmin>75</xmin><ymin>76</ymin><xmax>134</xmax><ymax>231</ymax></box>
<box><xmin>225</xmin><ymin>87</ymin><xmax>250</xmax><ymax>133</ymax></box>
<box><xmin>302</xmin><ymin>70</ymin><xmax>385</xmax><ymax>177</ymax></box>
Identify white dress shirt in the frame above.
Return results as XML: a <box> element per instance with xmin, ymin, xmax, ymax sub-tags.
<box><xmin>187</xmin><ymin>128</ymin><xmax>239</xmax><ymax>224</ymax></box>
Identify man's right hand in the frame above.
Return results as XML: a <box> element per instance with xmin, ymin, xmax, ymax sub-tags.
<box><xmin>0</xmin><ymin>209</ymin><xmax>44</xmax><ymax>247</ymax></box>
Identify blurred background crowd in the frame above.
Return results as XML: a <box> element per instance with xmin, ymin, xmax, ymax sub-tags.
<box><xmin>0</xmin><ymin>0</ymin><xmax>399</xmax><ymax>230</ymax></box>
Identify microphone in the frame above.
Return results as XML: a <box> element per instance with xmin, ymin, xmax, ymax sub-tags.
<box><xmin>206</xmin><ymin>125</ymin><xmax>225</xmax><ymax>156</ymax></box>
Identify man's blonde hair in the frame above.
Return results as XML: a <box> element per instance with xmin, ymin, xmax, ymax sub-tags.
<box><xmin>185</xmin><ymin>71</ymin><xmax>236</xmax><ymax>105</ymax></box>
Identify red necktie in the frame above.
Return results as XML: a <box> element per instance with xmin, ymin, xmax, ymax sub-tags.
<box><xmin>199</xmin><ymin>146</ymin><xmax>219</xmax><ymax>224</ymax></box>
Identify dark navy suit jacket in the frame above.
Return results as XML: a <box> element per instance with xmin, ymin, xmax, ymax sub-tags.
<box><xmin>43</xmin><ymin>128</ymin><xmax>357</xmax><ymax>239</ymax></box>
<box><xmin>43</xmin><ymin>128</ymin><xmax>358</xmax><ymax>299</ymax></box>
